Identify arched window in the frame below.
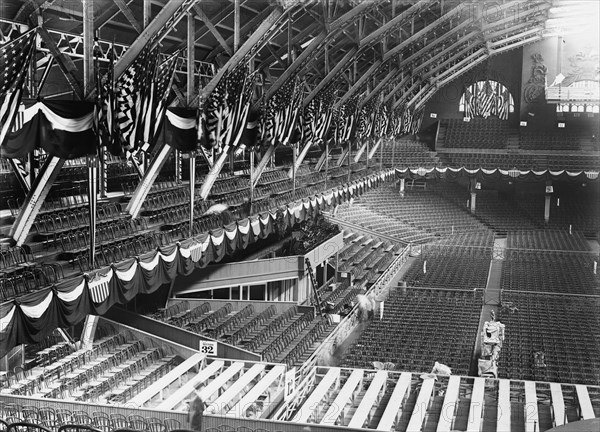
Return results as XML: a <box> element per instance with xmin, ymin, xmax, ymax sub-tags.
<box><xmin>459</xmin><ymin>80</ymin><xmax>515</xmax><ymax>120</ymax></box>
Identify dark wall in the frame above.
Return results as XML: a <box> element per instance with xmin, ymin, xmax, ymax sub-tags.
<box><xmin>421</xmin><ymin>48</ymin><xmax>524</xmax><ymax>130</ymax></box>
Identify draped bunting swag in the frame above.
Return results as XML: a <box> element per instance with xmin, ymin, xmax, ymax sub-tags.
<box><xmin>165</xmin><ymin>107</ymin><xmax>198</xmax><ymax>152</ymax></box>
<box><xmin>1</xmin><ymin>101</ymin><xmax>96</xmax><ymax>159</ymax></box>
<box><xmin>396</xmin><ymin>167</ymin><xmax>600</xmax><ymax>182</ymax></box>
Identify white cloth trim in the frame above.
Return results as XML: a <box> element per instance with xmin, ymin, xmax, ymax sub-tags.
<box><xmin>166</xmin><ymin>110</ymin><xmax>196</xmax><ymax>130</ymax></box>
<box><xmin>21</xmin><ymin>292</ymin><xmax>53</xmax><ymax>319</ymax></box>
<box><xmin>56</xmin><ymin>280</ymin><xmax>85</xmax><ymax>302</ymax></box>
<box><xmin>0</xmin><ymin>306</ymin><xmax>16</xmax><ymax>333</ymax></box>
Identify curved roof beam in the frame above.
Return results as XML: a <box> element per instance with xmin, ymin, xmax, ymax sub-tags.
<box><xmin>264</xmin><ymin>0</ymin><xmax>379</xmax><ymax>100</ymax></box>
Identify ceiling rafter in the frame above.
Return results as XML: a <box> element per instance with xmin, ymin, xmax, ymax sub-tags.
<box><xmin>112</xmin><ymin>0</ymin><xmax>142</xmax><ymax>33</ymax></box>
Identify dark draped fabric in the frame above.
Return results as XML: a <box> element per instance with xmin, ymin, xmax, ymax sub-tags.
<box><xmin>1</xmin><ymin>101</ymin><xmax>96</xmax><ymax>159</ymax></box>
<box><xmin>165</xmin><ymin>107</ymin><xmax>197</xmax><ymax>152</ymax></box>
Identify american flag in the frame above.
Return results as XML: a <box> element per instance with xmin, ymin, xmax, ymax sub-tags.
<box><xmin>260</xmin><ymin>76</ymin><xmax>303</xmax><ymax>147</ymax></box>
<box><xmin>478</xmin><ymin>80</ymin><xmax>495</xmax><ymax>119</ymax></box>
<box><xmin>96</xmin><ymin>43</ymin><xmax>117</xmax><ymax>155</ymax></box>
<box><xmin>356</xmin><ymin>98</ymin><xmax>377</xmax><ymax>141</ymax></box>
<box><xmin>409</xmin><ymin>108</ymin><xmax>424</xmax><ymax>135</ymax></box>
<box><xmin>374</xmin><ymin>102</ymin><xmax>390</xmax><ymax>138</ymax></box>
<box><xmin>333</xmin><ymin>96</ymin><xmax>358</xmax><ymax>146</ymax></box>
<box><xmin>390</xmin><ymin>105</ymin><xmax>403</xmax><ymax>137</ymax></box>
<box><xmin>115</xmin><ymin>44</ymin><xmax>158</xmax><ymax>153</ymax></box>
<box><xmin>138</xmin><ymin>51</ymin><xmax>178</xmax><ymax>153</ymax></box>
<box><xmin>402</xmin><ymin>106</ymin><xmax>413</xmax><ymax>134</ymax></box>
<box><xmin>205</xmin><ymin>64</ymin><xmax>256</xmax><ymax>153</ymax></box>
<box><xmin>494</xmin><ymin>85</ymin><xmax>511</xmax><ymax>120</ymax></box>
<box><xmin>463</xmin><ymin>86</ymin><xmax>475</xmax><ymax>119</ymax></box>
<box><xmin>0</xmin><ymin>28</ymin><xmax>36</xmax><ymax>148</ymax></box>
<box><xmin>302</xmin><ymin>85</ymin><xmax>335</xmax><ymax>149</ymax></box>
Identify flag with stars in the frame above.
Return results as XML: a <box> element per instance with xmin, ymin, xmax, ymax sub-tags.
<box><xmin>137</xmin><ymin>51</ymin><xmax>179</xmax><ymax>153</ymax></box>
<box><xmin>204</xmin><ymin>63</ymin><xmax>256</xmax><ymax>153</ymax></box>
<box><xmin>0</xmin><ymin>28</ymin><xmax>36</xmax><ymax>149</ymax></box>
<box><xmin>374</xmin><ymin>102</ymin><xmax>390</xmax><ymax>138</ymax></box>
<box><xmin>260</xmin><ymin>76</ymin><xmax>303</xmax><ymax>147</ymax></box>
<box><xmin>333</xmin><ymin>96</ymin><xmax>358</xmax><ymax>147</ymax></box>
<box><xmin>115</xmin><ymin>44</ymin><xmax>158</xmax><ymax>153</ymax></box>
<box><xmin>356</xmin><ymin>98</ymin><xmax>377</xmax><ymax>141</ymax></box>
<box><xmin>302</xmin><ymin>84</ymin><xmax>336</xmax><ymax>150</ymax></box>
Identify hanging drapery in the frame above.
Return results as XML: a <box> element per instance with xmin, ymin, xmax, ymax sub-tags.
<box><xmin>395</xmin><ymin>167</ymin><xmax>599</xmax><ymax>183</ymax></box>
<box><xmin>0</xmin><ymin>169</ymin><xmax>395</xmax><ymax>353</ymax></box>
<box><xmin>1</xmin><ymin>101</ymin><xmax>96</xmax><ymax>159</ymax></box>
<box><xmin>165</xmin><ymin>107</ymin><xmax>197</xmax><ymax>152</ymax></box>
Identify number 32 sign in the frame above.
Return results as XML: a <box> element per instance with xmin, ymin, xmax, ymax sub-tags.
<box><xmin>199</xmin><ymin>340</ymin><xmax>217</xmax><ymax>356</ymax></box>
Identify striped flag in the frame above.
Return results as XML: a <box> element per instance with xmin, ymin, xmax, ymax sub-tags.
<box><xmin>115</xmin><ymin>44</ymin><xmax>159</xmax><ymax>153</ymax></box>
<box><xmin>0</xmin><ymin>28</ymin><xmax>36</xmax><ymax>148</ymax></box>
<box><xmin>260</xmin><ymin>76</ymin><xmax>303</xmax><ymax>146</ymax></box>
<box><xmin>478</xmin><ymin>80</ymin><xmax>495</xmax><ymax>118</ymax></box>
<box><xmin>96</xmin><ymin>43</ymin><xmax>118</xmax><ymax>155</ymax></box>
<box><xmin>302</xmin><ymin>85</ymin><xmax>336</xmax><ymax>149</ymax></box>
<box><xmin>356</xmin><ymin>98</ymin><xmax>377</xmax><ymax>141</ymax></box>
<box><xmin>137</xmin><ymin>51</ymin><xmax>179</xmax><ymax>153</ymax></box>
<box><xmin>374</xmin><ymin>102</ymin><xmax>390</xmax><ymax>138</ymax></box>
<box><xmin>333</xmin><ymin>96</ymin><xmax>358</xmax><ymax>146</ymax></box>
<box><xmin>390</xmin><ymin>105</ymin><xmax>403</xmax><ymax>137</ymax></box>
<box><xmin>204</xmin><ymin>64</ymin><xmax>257</xmax><ymax>153</ymax></box>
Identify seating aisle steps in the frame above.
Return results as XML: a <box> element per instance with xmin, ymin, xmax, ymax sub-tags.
<box><xmin>470</xmin><ymin>237</ymin><xmax>504</xmax><ymax>376</ymax></box>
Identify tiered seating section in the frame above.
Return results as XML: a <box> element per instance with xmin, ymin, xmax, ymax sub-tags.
<box><xmin>0</xmin><ymin>405</ymin><xmax>182</xmax><ymax>432</ymax></box>
<box><xmin>0</xmin><ymin>157</ymin><xmax>381</xmax><ymax>302</ymax></box>
<box><xmin>372</xmin><ymin>139</ymin><xmax>441</xmax><ymax>169</ymax></box>
<box><xmin>335</xmin><ymin>231</ymin><xmax>403</xmax><ymax>288</ymax></box>
<box><xmin>403</xmin><ymin>231</ymin><xmax>493</xmax><ymax>290</ymax></box>
<box><xmin>501</xmin><ymin>231</ymin><xmax>599</xmax><ymax>295</ymax></box>
<box><xmin>0</xmin><ymin>330</ymin><xmax>179</xmax><ymax>406</ymax></box>
<box><xmin>343</xmin><ymin>288</ymin><xmax>481</xmax><ymax>376</ymax></box>
<box><xmin>515</xmin><ymin>192</ymin><xmax>600</xmax><ymax>234</ymax></box>
<box><xmin>499</xmin><ymin>292</ymin><xmax>600</xmax><ymax>385</ymax></box>
<box><xmin>152</xmin><ymin>302</ymin><xmax>335</xmax><ymax>368</ymax></box>
<box><xmin>439</xmin><ymin>118</ymin><xmax>509</xmax><ymax>149</ymax></box>
<box><xmin>335</xmin><ymin>185</ymin><xmax>487</xmax><ymax>243</ymax></box>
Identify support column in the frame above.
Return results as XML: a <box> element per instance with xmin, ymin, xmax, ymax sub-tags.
<box><xmin>544</xmin><ymin>180</ymin><xmax>552</xmax><ymax>223</ymax></box>
<box><xmin>87</xmin><ymin>155</ymin><xmax>98</xmax><ymax>269</ymax></box>
<box><xmin>189</xmin><ymin>152</ymin><xmax>196</xmax><ymax>237</ymax></box>
<box><xmin>470</xmin><ymin>192</ymin><xmax>477</xmax><ymax>214</ymax></box>
<box><xmin>544</xmin><ymin>194</ymin><xmax>551</xmax><ymax>223</ymax></box>
<box><xmin>126</xmin><ymin>143</ymin><xmax>173</xmax><ymax>218</ymax></box>
<box><xmin>198</xmin><ymin>146</ymin><xmax>232</xmax><ymax>200</ymax></box>
<box><xmin>292</xmin><ymin>143</ymin><xmax>297</xmax><ymax>196</ymax></box>
<box><xmin>324</xmin><ymin>141</ymin><xmax>329</xmax><ymax>190</ymax></box>
<box><xmin>10</xmin><ymin>157</ymin><xmax>65</xmax><ymax>245</ymax></box>
<box><xmin>175</xmin><ymin>150</ymin><xmax>182</xmax><ymax>183</ymax></box>
<box><xmin>252</xmin><ymin>143</ymin><xmax>276</xmax><ymax>188</ymax></box>
<box><xmin>249</xmin><ymin>150</ymin><xmax>254</xmax><ymax>213</ymax></box>
<box><xmin>288</xmin><ymin>140</ymin><xmax>313</xmax><ymax>178</ymax></box>
<box><xmin>400</xmin><ymin>178</ymin><xmax>405</xmax><ymax>193</ymax></box>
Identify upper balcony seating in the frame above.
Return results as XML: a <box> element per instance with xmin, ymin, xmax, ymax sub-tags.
<box><xmin>441</xmin><ymin>118</ymin><xmax>509</xmax><ymax>149</ymax></box>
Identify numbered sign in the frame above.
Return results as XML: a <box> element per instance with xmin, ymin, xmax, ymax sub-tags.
<box><xmin>199</xmin><ymin>340</ymin><xmax>217</xmax><ymax>356</ymax></box>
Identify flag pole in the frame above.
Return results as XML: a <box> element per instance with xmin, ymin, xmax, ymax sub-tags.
<box><xmin>347</xmin><ymin>140</ymin><xmax>352</xmax><ymax>183</ymax></box>
<box><xmin>292</xmin><ymin>142</ymin><xmax>297</xmax><ymax>197</ymax></box>
<box><xmin>249</xmin><ymin>149</ymin><xmax>254</xmax><ymax>214</ymax></box>
<box><xmin>324</xmin><ymin>140</ymin><xmax>329</xmax><ymax>190</ymax></box>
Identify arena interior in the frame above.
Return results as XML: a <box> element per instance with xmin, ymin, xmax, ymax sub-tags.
<box><xmin>0</xmin><ymin>1</ymin><xmax>599</xmax><ymax>431</ymax></box>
